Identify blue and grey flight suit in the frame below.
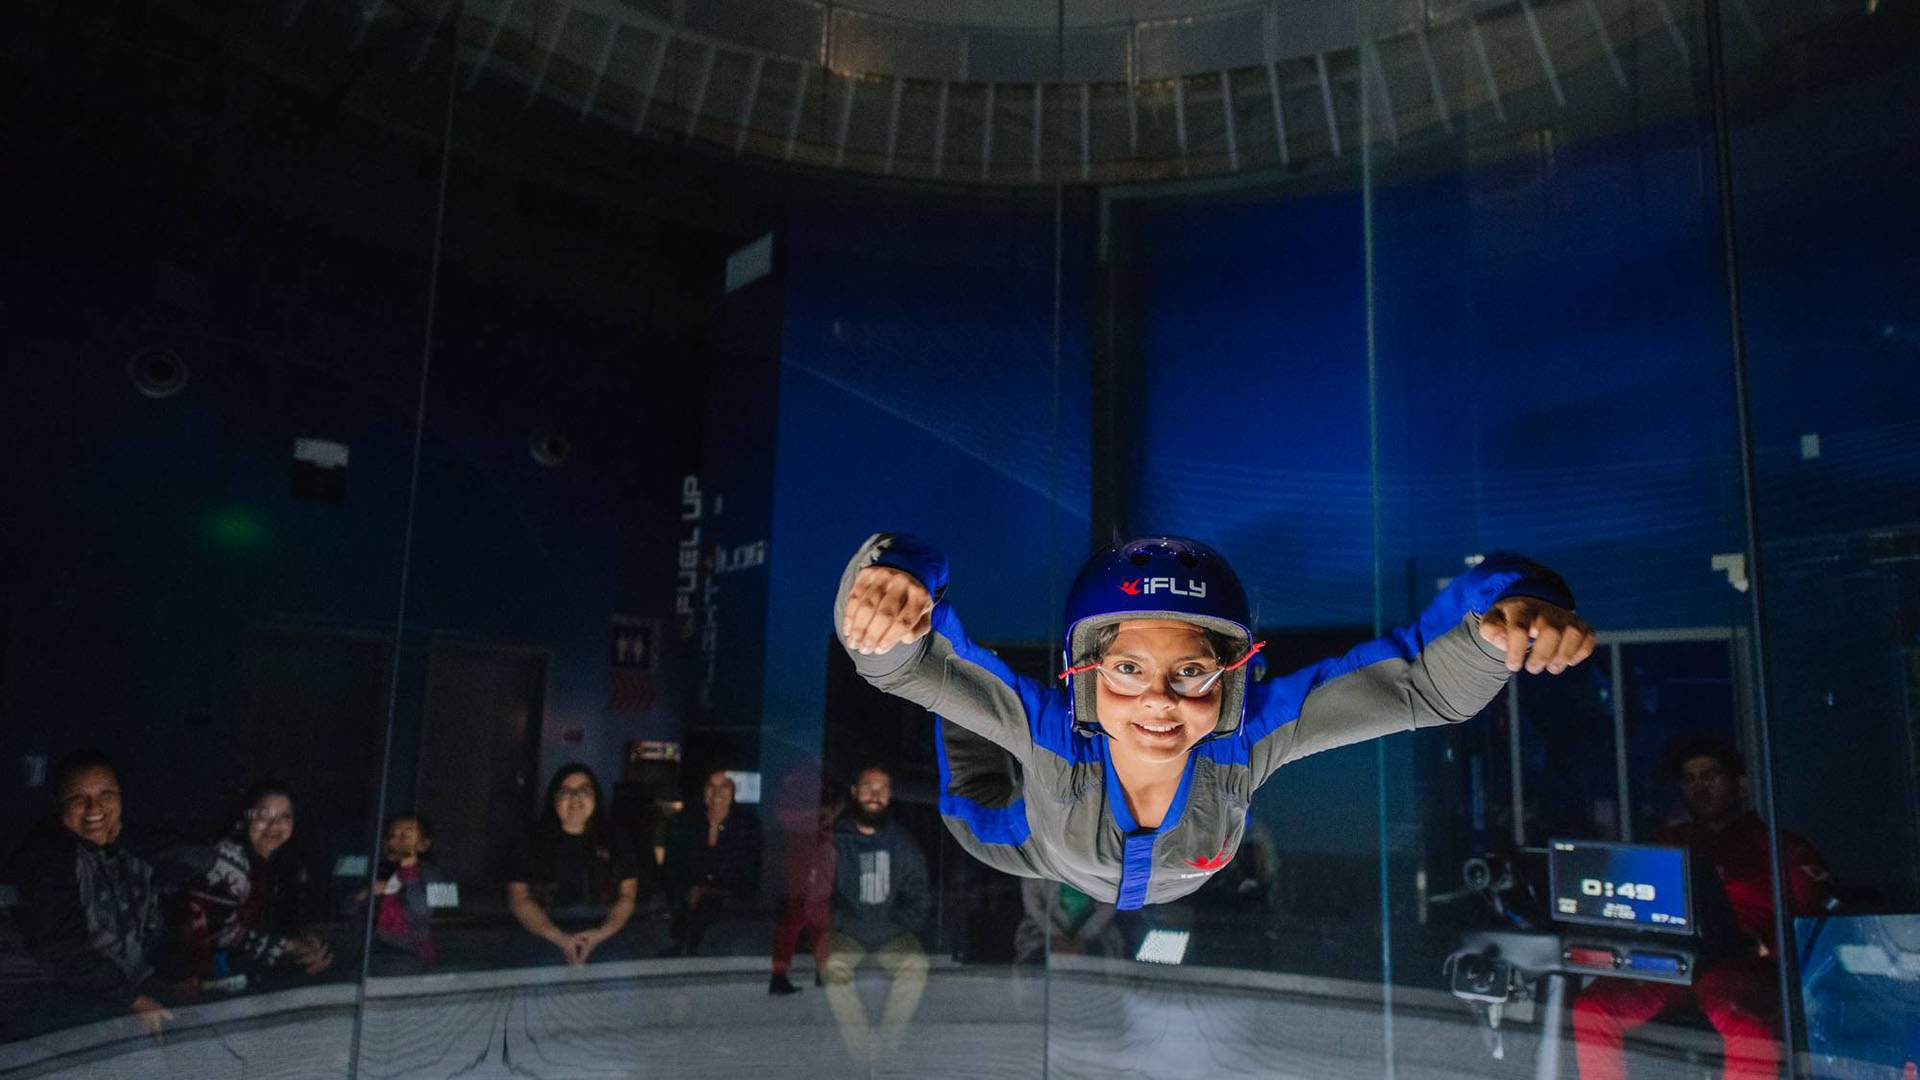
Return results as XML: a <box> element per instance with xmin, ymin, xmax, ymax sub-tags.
<box><xmin>836</xmin><ymin>534</ymin><xmax>1575</xmax><ymax>911</ymax></box>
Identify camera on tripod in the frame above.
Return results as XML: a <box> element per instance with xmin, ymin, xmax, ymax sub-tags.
<box><xmin>1445</xmin><ymin>949</ymin><xmax>1526</xmax><ymax>1005</ymax></box>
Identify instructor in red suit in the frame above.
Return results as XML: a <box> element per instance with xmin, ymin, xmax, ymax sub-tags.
<box><xmin>1573</xmin><ymin>739</ymin><xmax>1831</xmax><ymax>1080</ymax></box>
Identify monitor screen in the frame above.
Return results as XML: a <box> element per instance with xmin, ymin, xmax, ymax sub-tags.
<box><xmin>1548</xmin><ymin>840</ymin><xmax>1693</xmax><ymax>935</ymax></box>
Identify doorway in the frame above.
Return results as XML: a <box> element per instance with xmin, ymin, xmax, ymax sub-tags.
<box><xmin>413</xmin><ymin>642</ymin><xmax>548</xmax><ymax>906</ymax></box>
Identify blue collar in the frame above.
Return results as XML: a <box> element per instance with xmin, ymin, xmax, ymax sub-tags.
<box><xmin>1101</xmin><ymin>741</ymin><xmax>1198</xmax><ymax>837</ymax></box>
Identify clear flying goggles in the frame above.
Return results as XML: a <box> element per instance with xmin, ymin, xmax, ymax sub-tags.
<box><xmin>1059</xmin><ymin>641</ymin><xmax>1266</xmax><ymax>699</ymax></box>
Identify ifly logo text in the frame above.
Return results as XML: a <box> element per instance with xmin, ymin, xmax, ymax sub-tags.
<box><xmin>1118</xmin><ymin>578</ymin><xmax>1209</xmax><ymax>598</ymax></box>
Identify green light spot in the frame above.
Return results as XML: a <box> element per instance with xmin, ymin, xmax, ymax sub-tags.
<box><xmin>204</xmin><ymin>508</ymin><xmax>269</xmax><ymax>551</ymax></box>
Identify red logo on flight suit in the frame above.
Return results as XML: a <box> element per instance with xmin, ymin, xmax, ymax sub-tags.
<box><xmin>1188</xmin><ymin>841</ymin><xmax>1233</xmax><ymax>872</ymax></box>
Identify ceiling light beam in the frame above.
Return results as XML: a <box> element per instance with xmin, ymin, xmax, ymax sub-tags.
<box><xmin>1366</xmin><ymin>43</ymin><xmax>1399</xmax><ymax>145</ymax></box>
<box><xmin>1080</xmin><ymin>83</ymin><xmax>1092</xmax><ymax>181</ymax></box>
<box><xmin>1582</xmin><ymin>0</ymin><xmax>1629</xmax><ymax>89</ymax></box>
<box><xmin>1518</xmin><ymin>0</ymin><xmax>1567</xmax><ymax>106</ymax></box>
<box><xmin>1650</xmin><ymin>0</ymin><xmax>1691</xmax><ymax>61</ymax></box>
<box><xmin>933</xmin><ymin>81</ymin><xmax>950</xmax><ymax>177</ymax></box>
<box><xmin>784</xmin><ymin>62</ymin><xmax>810</xmax><ymax>160</ymax></box>
<box><xmin>352</xmin><ymin>0</ymin><xmax>387</xmax><ymax>50</ymax></box>
<box><xmin>1031</xmin><ymin>82</ymin><xmax>1045</xmax><ymax>183</ymax></box>
<box><xmin>981</xmin><ymin>82</ymin><xmax>997</xmax><ymax>180</ymax></box>
<box><xmin>833</xmin><ymin>74</ymin><xmax>857</xmax><ymax>166</ymax></box>
<box><xmin>1219</xmin><ymin>71</ymin><xmax>1240</xmax><ymax>171</ymax></box>
<box><xmin>884</xmin><ymin>76</ymin><xmax>905</xmax><ymax>174</ymax></box>
<box><xmin>465</xmin><ymin>0</ymin><xmax>517</xmax><ymax>91</ymax></box>
<box><xmin>525</xmin><ymin>5</ymin><xmax>573</xmax><ymax>107</ymax></box>
<box><xmin>684</xmin><ymin>41</ymin><xmax>716</xmax><ymax>137</ymax></box>
<box><xmin>1265</xmin><ymin>61</ymin><xmax>1289</xmax><ymax>166</ymax></box>
<box><xmin>578</xmin><ymin>17</ymin><xmax>620</xmax><ymax>121</ymax></box>
<box><xmin>410</xmin><ymin>0</ymin><xmax>455</xmax><ymax>71</ymax></box>
<box><xmin>1315</xmin><ymin>53</ymin><xmax>1341</xmax><ymax>157</ymax></box>
<box><xmin>632</xmin><ymin>31</ymin><xmax>672</xmax><ymax>134</ymax></box>
<box><xmin>734</xmin><ymin>53</ymin><xmax>766</xmax><ymax>153</ymax></box>
<box><xmin>1467</xmin><ymin>19</ymin><xmax>1508</xmax><ymax>123</ymax></box>
<box><xmin>1415</xmin><ymin>30</ymin><xmax>1452</xmax><ymax>134</ymax></box>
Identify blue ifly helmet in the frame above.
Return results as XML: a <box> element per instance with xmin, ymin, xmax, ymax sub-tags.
<box><xmin>1061</xmin><ymin>537</ymin><xmax>1256</xmax><ymax>738</ymax></box>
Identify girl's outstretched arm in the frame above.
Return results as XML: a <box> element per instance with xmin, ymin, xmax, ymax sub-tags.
<box><xmin>835</xmin><ymin>533</ymin><xmax>1070</xmax><ymax>758</ymax></box>
<box><xmin>1236</xmin><ymin>554</ymin><xmax>1589</xmax><ymax>787</ymax></box>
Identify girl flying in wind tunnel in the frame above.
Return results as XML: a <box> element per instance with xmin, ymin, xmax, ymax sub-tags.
<box><xmin>836</xmin><ymin>534</ymin><xmax>1595</xmax><ymax>911</ymax></box>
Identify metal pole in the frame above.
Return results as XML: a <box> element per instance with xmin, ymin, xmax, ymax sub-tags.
<box><xmin>1535</xmin><ymin>973</ymin><xmax>1568</xmax><ymax>1080</ymax></box>
<box><xmin>1612</xmin><ymin>643</ymin><xmax>1631</xmax><ymax>840</ymax></box>
<box><xmin>1361</xmin><ymin>44</ymin><xmax>1394</xmax><ymax>1077</ymax></box>
<box><xmin>1509</xmin><ymin>684</ymin><xmax>1526</xmax><ymax>848</ymax></box>
<box><xmin>1701</xmin><ymin>0</ymin><xmax>1807</xmax><ymax>1070</ymax></box>
<box><xmin>346</xmin><ymin>13</ymin><xmax>458</xmax><ymax>1074</ymax></box>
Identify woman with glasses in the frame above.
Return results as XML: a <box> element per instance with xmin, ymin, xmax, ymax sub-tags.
<box><xmin>505</xmin><ymin>764</ymin><xmax>641</xmax><ymax>966</ymax></box>
<box><xmin>179</xmin><ymin>779</ymin><xmax>333</xmax><ymax>988</ymax></box>
<box><xmin>837</xmin><ymin>533</ymin><xmax>1596</xmax><ymax>911</ymax></box>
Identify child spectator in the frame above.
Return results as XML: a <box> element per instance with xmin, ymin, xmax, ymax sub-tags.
<box><xmin>349</xmin><ymin>814</ymin><xmax>446</xmax><ymax>975</ymax></box>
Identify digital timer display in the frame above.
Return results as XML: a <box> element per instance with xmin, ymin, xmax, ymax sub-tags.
<box><xmin>1581</xmin><ymin>879</ymin><xmax>1657</xmax><ymax>902</ymax></box>
<box><xmin>1549</xmin><ymin>840</ymin><xmax>1693</xmax><ymax>936</ymax></box>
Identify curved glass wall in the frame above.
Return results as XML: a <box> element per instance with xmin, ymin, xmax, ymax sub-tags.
<box><xmin>2</xmin><ymin>1</ymin><xmax>1915</xmax><ymax>1078</ymax></box>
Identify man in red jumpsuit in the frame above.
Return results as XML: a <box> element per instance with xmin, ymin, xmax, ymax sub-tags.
<box><xmin>768</xmin><ymin>767</ymin><xmax>841</xmax><ymax>996</ymax></box>
<box><xmin>1573</xmin><ymin>739</ymin><xmax>1831</xmax><ymax>1080</ymax></box>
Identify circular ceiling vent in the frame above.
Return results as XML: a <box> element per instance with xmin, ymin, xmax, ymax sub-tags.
<box><xmin>529</xmin><ymin>428</ymin><xmax>571</xmax><ymax>467</ymax></box>
<box><xmin>128</xmin><ymin>348</ymin><xmax>189</xmax><ymax>399</ymax></box>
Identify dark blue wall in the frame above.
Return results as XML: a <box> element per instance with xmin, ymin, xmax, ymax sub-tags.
<box><xmin>759</xmin><ymin>195</ymin><xmax>1092</xmax><ymax>807</ymax></box>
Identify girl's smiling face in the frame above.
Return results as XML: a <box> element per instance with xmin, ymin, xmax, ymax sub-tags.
<box><xmin>1092</xmin><ymin>620</ymin><xmax>1223</xmax><ymax>766</ymax></box>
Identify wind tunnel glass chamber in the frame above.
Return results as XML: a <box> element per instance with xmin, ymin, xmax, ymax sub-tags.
<box><xmin>2</xmin><ymin>1</ymin><xmax>1917</xmax><ymax>1078</ymax></box>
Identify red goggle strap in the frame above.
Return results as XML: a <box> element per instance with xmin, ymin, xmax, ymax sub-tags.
<box><xmin>1222</xmin><ymin>639</ymin><xmax>1267</xmax><ymax>671</ymax></box>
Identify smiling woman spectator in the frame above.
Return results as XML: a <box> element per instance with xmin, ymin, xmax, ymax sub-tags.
<box><xmin>179</xmin><ymin>780</ymin><xmax>333</xmax><ymax>990</ymax></box>
<box><xmin>504</xmin><ymin>764</ymin><xmax>641</xmax><ymax>966</ymax></box>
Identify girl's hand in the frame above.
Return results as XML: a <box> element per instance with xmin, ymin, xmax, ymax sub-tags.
<box><xmin>1479</xmin><ymin>597</ymin><xmax>1596</xmax><ymax>675</ymax></box>
<box><xmin>841</xmin><ymin>566</ymin><xmax>933</xmax><ymax>655</ymax></box>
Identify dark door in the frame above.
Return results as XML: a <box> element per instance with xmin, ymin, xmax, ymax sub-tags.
<box><xmin>413</xmin><ymin>644</ymin><xmax>547</xmax><ymax>906</ymax></box>
<box><xmin>230</xmin><ymin>630</ymin><xmax>391</xmax><ymax>841</ymax></box>
<box><xmin>228</xmin><ymin>628</ymin><xmax>394</xmax><ymax>911</ymax></box>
